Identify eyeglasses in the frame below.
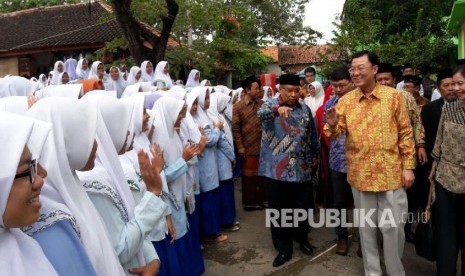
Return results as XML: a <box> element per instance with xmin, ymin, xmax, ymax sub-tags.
<box><xmin>349</xmin><ymin>63</ymin><xmax>372</xmax><ymax>74</ymax></box>
<box><xmin>14</xmin><ymin>159</ymin><xmax>37</xmax><ymax>184</ymax></box>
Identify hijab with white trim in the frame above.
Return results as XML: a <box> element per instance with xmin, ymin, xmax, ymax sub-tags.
<box><xmin>28</xmin><ymin>97</ymin><xmax>126</xmax><ymax>276</ymax></box>
<box><xmin>0</xmin><ymin>76</ymin><xmax>36</xmax><ymax>98</ymax></box>
<box><xmin>0</xmin><ymin>112</ymin><xmax>59</xmax><ymax>276</ymax></box>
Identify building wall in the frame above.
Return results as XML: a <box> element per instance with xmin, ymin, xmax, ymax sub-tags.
<box><xmin>0</xmin><ymin>57</ymin><xmax>19</xmax><ymax>77</ymax></box>
<box><xmin>264</xmin><ymin>63</ymin><xmax>282</xmax><ymax>76</ymax></box>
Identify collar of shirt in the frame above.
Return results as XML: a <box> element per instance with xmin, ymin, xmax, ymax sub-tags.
<box><xmin>357</xmin><ymin>83</ymin><xmax>381</xmax><ymax>102</ymax></box>
<box><xmin>244</xmin><ymin>94</ymin><xmax>255</xmax><ymax>105</ymax></box>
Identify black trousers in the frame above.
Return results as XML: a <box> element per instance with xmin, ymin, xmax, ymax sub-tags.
<box><xmin>267</xmin><ymin>177</ymin><xmax>313</xmax><ymax>255</ymax></box>
<box><xmin>331</xmin><ymin>171</ymin><xmax>353</xmax><ymax>240</ymax></box>
<box><xmin>433</xmin><ymin>183</ymin><xmax>465</xmax><ymax>276</ymax></box>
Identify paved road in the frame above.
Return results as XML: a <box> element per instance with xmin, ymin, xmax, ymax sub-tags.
<box><xmin>202</xmin><ymin>181</ymin><xmax>446</xmax><ymax>276</ymax></box>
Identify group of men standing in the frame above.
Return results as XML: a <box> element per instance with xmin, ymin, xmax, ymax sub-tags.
<box><xmin>233</xmin><ymin>50</ymin><xmax>462</xmax><ymax>275</ymax></box>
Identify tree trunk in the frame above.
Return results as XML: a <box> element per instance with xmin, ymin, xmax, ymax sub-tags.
<box><xmin>110</xmin><ymin>0</ymin><xmax>178</xmax><ymax>65</ymax></box>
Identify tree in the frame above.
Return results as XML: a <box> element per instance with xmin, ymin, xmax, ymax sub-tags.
<box><xmin>330</xmin><ymin>0</ymin><xmax>456</xmax><ymax>70</ymax></box>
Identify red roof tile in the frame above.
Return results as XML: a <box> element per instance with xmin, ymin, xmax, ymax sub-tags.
<box><xmin>260</xmin><ymin>46</ymin><xmax>278</xmax><ymax>62</ymax></box>
<box><xmin>278</xmin><ymin>44</ymin><xmax>339</xmax><ymax>66</ymax></box>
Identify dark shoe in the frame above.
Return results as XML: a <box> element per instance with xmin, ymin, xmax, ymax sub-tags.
<box><xmin>336</xmin><ymin>239</ymin><xmax>349</xmax><ymax>256</ymax></box>
<box><xmin>272</xmin><ymin>252</ymin><xmax>292</xmax><ymax>267</ymax></box>
<box><xmin>243</xmin><ymin>205</ymin><xmax>263</xmax><ymax>211</ymax></box>
<box><xmin>357</xmin><ymin>243</ymin><xmax>362</xmax><ymax>258</ymax></box>
<box><xmin>299</xmin><ymin>242</ymin><xmax>314</xmax><ymax>256</ymax></box>
<box><xmin>405</xmin><ymin>230</ymin><xmax>415</xmax><ymax>243</ymax></box>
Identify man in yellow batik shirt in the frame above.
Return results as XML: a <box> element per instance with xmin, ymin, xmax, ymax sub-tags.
<box><xmin>324</xmin><ymin>51</ymin><xmax>415</xmax><ymax>276</ymax></box>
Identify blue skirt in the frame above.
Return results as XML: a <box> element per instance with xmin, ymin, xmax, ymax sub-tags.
<box><xmin>233</xmin><ymin>147</ymin><xmax>243</xmax><ymax>178</ymax></box>
<box><xmin>219</xmin><ymin>178</ymin><xmax>236</xmax><ymax>226</ymax></box>
<box><xmin>199</xmin><ymin>187</ymin><xmax>221</xmax><ymax>236</ymax></box>
<box><xmin>152</xmin><ymin>234</ymin><xmax>192</xmax><ymax>276</ymax></box>
<box><xmin>187</xmin><ymin>203</ymin><xmax>205</xmax><ymax>275</ymax></box>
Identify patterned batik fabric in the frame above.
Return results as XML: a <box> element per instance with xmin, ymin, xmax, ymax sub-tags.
<box><xmin>432</xmin><ymin>100</ymin><xmax>465</xmax><ymax>194</ymax></box>
<box><xmin>324</xmin><ymin>96</ymin><xmax>347</xmax><ymax>173</ymax></box>
<box><xmin>257</xmin><ymin>97</ymin><xmax>319</xmax><ymax>182</ymax></box>
<box><xmin>324</xmin><ymin>84</ymin><xmax>416</xmax><ymax>192</ymax></box>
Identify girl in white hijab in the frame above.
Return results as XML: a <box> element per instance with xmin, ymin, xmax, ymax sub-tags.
<box><xmin>152</xmin><ymin>96</ymin><xmax>201</xmax><ymax>275</ymax></box>
<box><xmin>58</xmin><ymin>72</ymin><xmax>70</xmax><ymax>85</ymax></box>
<box><xmin>304</xmin><ymin>81</ymin><xmax>325</xmax><ymax>118</ymax></box>
<box><xmin>206</xmin><ymin>92</ymin><xmax>238</xmax><ymax>231</ymax></box>
<box><xmin>0</xmin><ymin>97</ymin><xmax>98</xmax><ymax>276</ymax></box>
<box><xmin>64</xmin><ymin>58</ymin><xmax>78</xmax><ymax>81</ymax></box>
<box><xmin>140</xmin><ymin>61</ymin><xmax>154</xmax><ymax>82</ymax></box>
<box><xmin>77</xmin><ymin>94</ymin><xmax>165</xmax><ymax>275</ymax></box>
<box><xmin>0</xmin><ymin>112</ymin><xmax>59</xmax><ymax>276</ymax></box>
<box><xmin>105</xmin><ymin>66</ymin><xmax>127</xmax><ymax>99</ymax></box>
<box><xmin>28</xmin><ymin>97</ymin><xmax>126</xmax><ymax>276</ymax></box>
<box><xmin>38</xmin><ymin>74</ymin><xmax>48</xmax><ymax>89</ymax></box>
<box><xmin>191</xmin><ymin>87</ymin><xmax>227</xmax><ymax>242</ymax></box>
<box><xmin>185</xmin><ymin>69</ymin><xmax>200</xmax><ymax>88</ymax></box>
<box><xmin>200</xmin><ymin>79</ymin><xmax>211</xmax><ymax>87</ymax></box>
<box><xmin>50</xmin><ymin>61</ymin><xmax>64</xmax><ymax>85</ymax></box>
<box><xmin>88</xmin><ymin>61</ymin><xmax>105</xmax><ymax>81</ymax></box>
<box><xmin>154</xmin><ymin>61</ymin><xmax>174</xmax><ymax>89</ymax></box>
<box><xmin>76</xmin><ymin>59</ymin><xmax>90</xmax><ymax>80</ymax></box>
<box><xmin>127</xmin><ymin>66</ymin><xmax>142</xmax><ymax>85</ymax></box>
<box><xmin>262</xmin><ymin>86</ymin><xmax>273</xmax><ymax>102</ymax></box>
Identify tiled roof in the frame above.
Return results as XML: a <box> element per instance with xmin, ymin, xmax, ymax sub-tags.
<box><xmin>260</xmin><ymin>46</ymin><xmax>278</xmax><ymax>62</ymax></box>
<box><xmin>0</xmin><ymin>2</ymin><xmax>177</xmax><ymax>52</ymax></box>
<box><xmin>278</xmin><ymin>44</ymin><xmax>339</xmax><ymax>66</ymax></box>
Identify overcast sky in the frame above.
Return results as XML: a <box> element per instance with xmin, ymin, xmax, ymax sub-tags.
<box><xmin>304</xmin><ymin>0</ymin><xmax>346</xmax><ymax>44</ymax></box>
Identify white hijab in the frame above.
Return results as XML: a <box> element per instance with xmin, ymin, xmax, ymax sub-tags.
<box><xmin>262</xmin><ymin>86</ymin><xmax>273</xmax><ymax>102</ymax></box>
<box><xmin>38</xmin><ymin>74</ymin><xmax>48</xmax><ymax>89</ymax></box>
<box><xmin>76</xmin><ymin>59</ymin><xmax>90</xmax><ymax>80</ymax></box>
<box><xmin>105</xmin><ymin>66</ymin><xmax>127</xmax><ymax>99</ymax></box>
<box><xmin>64</xmin><ymin>58</ymin><xmax>78</xmax><ymax>81</ymax></box>
<box><xmin>154</xmin><ymin>61</ymin><xmax>173</xmax><ymax>88</ymax></box>
<box><xmin>185</xmin><ymin>69</ymin><xmax>200</xmax><ymax>88</ymax></box>
<box><xmin>152</xmin><ymin>97</ymin><xmax>186</xmax><ymax>206</ymax></box>
<box><xmin>34</xmin><ymin>84</ymin><xmax>82</xmax><ymax>100</ymax></box>
<box><xmin>0</xmin><ymin>76</ymin><xmax>36</xmax><ymax>98</ymax></box>
<box><xmin>122</xmin><ymin>83</ymin><xmax>142</xmax><ymax>98</ymax></box>
<box><xmin>191</xmin><ymin>86</ymin><xmax>213</xmax><ymax>128</ymax></box>
<box><xmin>0</xmin><ymin>112</ymin><xmax>59</xmax><ymax>276</ymax></box>
<box><xmin>50</xmin><ymin>61</ymin><xmax>64</xmax><ymax>85</ymax></box>
<box><xmin>126</xmin><ymin>66</ymin><xmax>141</xmax><ymax>85</ymax></box>
<box><xmin>140</xmin><ymin>61</ymin><xmax>154</xmax><ymax>82</ymax></box>
<box><xmin>28</xmin><ymin>98</ymin><xmax>126</xmax><ymax>276</ymax></box>
<box><xmin>208</xmin><ymin>92</ymin><xmax>233</xmax><ymax>146</ymax></box>
<box><xmin>304</xmin><ymin>81</ymin><xmax>325</xmax><ymax>118</ymax></box>
<box><xmin>184</xmin><ymin>93</ymin><xmax>202</xmax><ymax>143</ymax></box>
<box><xmin>88</xmin><ymin>61</ymin><xmax>103</xmax><ymax>80</ymax></box>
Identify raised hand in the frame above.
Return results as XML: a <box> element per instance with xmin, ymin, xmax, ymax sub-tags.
<box><xmin>149</xmin><ymin>143</ymin><xmax>164</xmax><ymax>173</ymax></box>
<box><xmin>277</xmin><ymin>106</ymin><xmax>293</xmax><ymax>118</ymax></box>
<box><xmin>137</xmin><ymin>149</ymin><xmax>162</xmax><ymax>196</ymax></box>
<box><xmin>324</xmin><ymin>107</ymin><xmax>339</xmax><ymax>127</ymax></box>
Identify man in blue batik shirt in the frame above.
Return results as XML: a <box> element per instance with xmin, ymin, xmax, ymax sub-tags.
<box><xmin>257</xmin><ymin>74</ymin><xmax>319</xmax><ymax>267</ymax></box>
<box><xmin>323</xmin><ymin>65</ymin><xmax>355</xmax><ymax>256</ymax></box>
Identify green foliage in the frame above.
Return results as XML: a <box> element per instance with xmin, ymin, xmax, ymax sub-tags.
<box><xmin>331</xmin><ymin>0</ymin><xmax>457</xmax><ymax>70</ymax></box>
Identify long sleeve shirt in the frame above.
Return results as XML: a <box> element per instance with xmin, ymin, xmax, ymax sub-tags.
<box><xmin>198</xmin><ymin>126</ymin><xmax>221</xmax><ymax>192</ymax></box>
<box><xmin>257</xmin><ymin>97</ymin><xmax>319</xmax><ymax>182</ymax></box>
<box><xmin>324</xmin><ymin>96</ymin><xmax>347</xmax><ymax>173</ymax></box>
<box><xmin>232</xmin><ymin>95</ymin><xmax>263</xmax><ymax>156</ymax></box>
<box><xmin>323</xmin><ymin>84</ymin><xmax>416</xmax><ymax>192</ymax></box>
<box><xmin>399</xmin><ymin>90</ymin><xmax>426</xmax><ymax>146</ymax></box>
<box><xmin>431</xmin><ymin>100</ymin><xmax>465</xmax><ymax>194</ymax></box>
<box><xmin>216</xmin><ymin>132</ymin><xmax>235</xmax><ymax>181</ymax></box>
